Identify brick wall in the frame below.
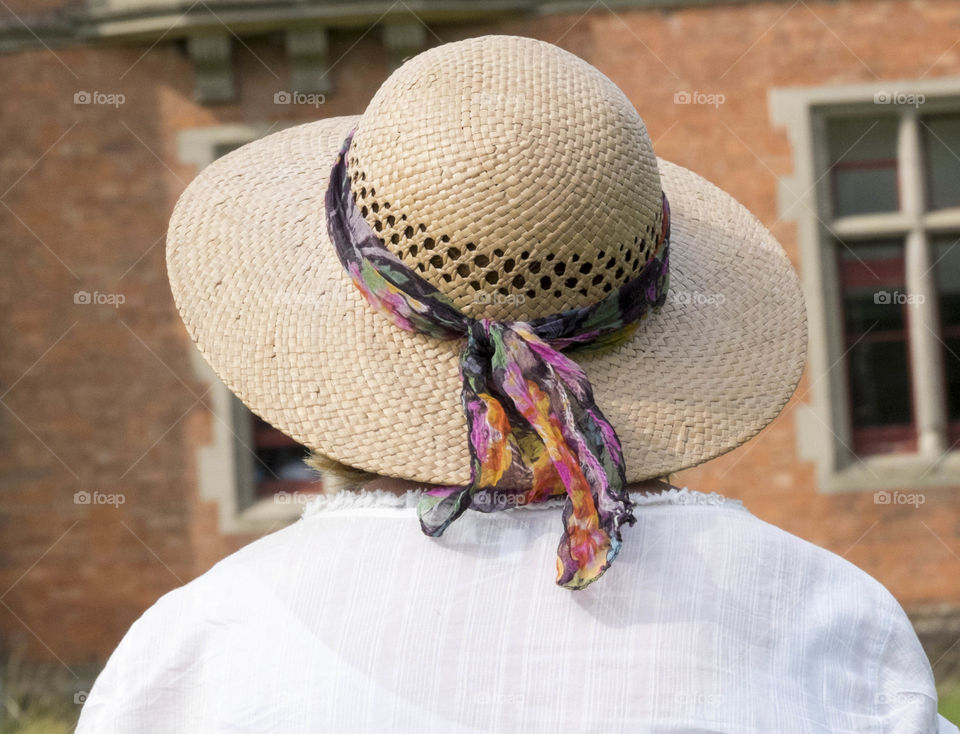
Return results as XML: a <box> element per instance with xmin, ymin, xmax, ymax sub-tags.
<box><xmin>0</xmin><ymin>0</ymin><xmax>958</xmax><ymax>666</ymax></box>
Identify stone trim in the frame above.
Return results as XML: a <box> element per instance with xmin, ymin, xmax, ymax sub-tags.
<box><xmin>909</xmin><ymin>604</ymin><xmax>960</xmax><ymax>679</ymax></box>
<box><xmin>769</xmin><ymin>76</ymin><xmax>960</xmax><ymax>493</ymax></box>
<box><xmin>177</xmin><ymin>123</ymin><xmax>289</xmax><ymax>169</ymax></box>
<box><xmin>179</xmin><ymin>124</ymin><xmax>303</xmax><ymax>534</ymax></box>
<box><xmin>382</xmin><ymin>20</ymin><xmax>427</xmax><ymax>71</ymax></box>
<box><xmin>286</xmin><ymin>26</ymin><xmax>331</xmax><ymax>96</ymax></box>
<box><xmin>0</xmin><ymin>1</ymin><xmax>799</xmax><ymax>54</ymax></box>
<box><xmin>187</xmin><ymin>33</ymin><xmax>234</xmax><ymax>104</ymax></box>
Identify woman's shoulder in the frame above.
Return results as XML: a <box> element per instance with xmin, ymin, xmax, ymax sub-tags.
<box><xmin>175</xmin><ymin>485</ymin><xmax>902</xmax><ymax>613</ymax></box>
<box><xmin>122</xmin><ymin>486</ymin><xmax>902</xmax><ymax>615</ymax></box>
<box><xmin>723</xmin><ymin>498</ymin><xmax>905</xmax><ymax>610</ymax></box>
<box><xmin>78</xmin><ymin>486</ymin><xmax>953</xmax><ymax>734</ymax></box>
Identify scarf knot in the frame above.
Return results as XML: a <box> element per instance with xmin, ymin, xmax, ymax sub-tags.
<box><xmin>467</xmin><ymin>318</ymin><xmax>498</xmax><ymax>359</ymax></box>
<box><xmin>326</xmin><ymin>129</ymin><xmax>670</xmax><ymax>589</ymax></box>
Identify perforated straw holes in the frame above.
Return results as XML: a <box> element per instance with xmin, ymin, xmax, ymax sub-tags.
<box><xmin>349</xmin><ymin>157</ymin><xmax>662</xmax><ymax>308</ymax></box>
<box><xmin>165</xmin><ymin>36</ymin><xmax>810</xmax><ymax>487</ymax></box>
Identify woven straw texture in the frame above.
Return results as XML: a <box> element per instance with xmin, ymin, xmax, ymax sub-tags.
<box><xmin>166</xmin><ymin>36</ymin><xmax>807</xmax><ymax>485</ymax></box>
<box><xmin>348</xmin><ymin>35</ymin><xmax>663</xmax><ymax>321</ymax></box>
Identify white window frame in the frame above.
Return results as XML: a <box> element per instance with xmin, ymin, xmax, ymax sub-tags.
<box><xmin>177</xmin><ymin>123</ymin><xmax>306</xmax><ymax>533</ymax></box>
<box><xmin>770</xmin><ymin>77</ymin><xmax>960</xmax><ymax>492</ymax></box>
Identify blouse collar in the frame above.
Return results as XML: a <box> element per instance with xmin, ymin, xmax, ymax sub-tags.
<box><xmin>301</xmin><ymin>486</ymin><xmax>747</xmax><ymax>520</ymax></box>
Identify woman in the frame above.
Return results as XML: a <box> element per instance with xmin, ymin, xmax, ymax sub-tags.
<box><xmin>77</xmin><ymin>35</ymin><xmax>957</xmax><ymax>732</ymax></box>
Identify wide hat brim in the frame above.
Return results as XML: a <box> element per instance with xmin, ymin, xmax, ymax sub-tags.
<box><xmin>167</xmin><ymin>115</ymin><xmax>807</xmax><ymax>485</ymax></box>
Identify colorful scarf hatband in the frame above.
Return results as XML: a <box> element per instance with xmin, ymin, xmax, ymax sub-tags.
<box><xmin>325</xmin><ymin>130</ymin><xmax>671</xmax><ymax>589</ymax></box>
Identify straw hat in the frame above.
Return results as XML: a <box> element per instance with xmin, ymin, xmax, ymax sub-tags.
<box><xmin>166</xmin><ymin>35</ymin><xmax>807</xmax><ymax>486</ymax></box>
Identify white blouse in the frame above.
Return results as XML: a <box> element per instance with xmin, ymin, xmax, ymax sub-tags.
<box><xmin>77</xmin><ymin>487</ymin><xmax>958</xmax><ymax>733</ymax></box>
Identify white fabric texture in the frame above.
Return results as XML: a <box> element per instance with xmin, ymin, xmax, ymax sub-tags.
<box><xmin>77</xmin><ymin>487</ymin><xmax>958</xmax><ymax>734</ymax></box>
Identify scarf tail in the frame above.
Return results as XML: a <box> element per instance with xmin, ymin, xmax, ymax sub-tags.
<box><xmin>463</xmin><ymin>321</ymin><xmax>636</xmax><ymax>589</ymax></box>
<box><xmin>328</xmin><ymin>130</ymin><xmax>669</xmax><ymax>590</ymax></box>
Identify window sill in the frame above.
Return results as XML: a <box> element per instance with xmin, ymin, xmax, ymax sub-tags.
<box><xmin>823</xmin><ymin>450</ymin><xmax>960</xmax><ymax>493</ymax></box>
<box><xmin>224</xmin><ymin>496</ymin><xmax>307</xmax><ymax>535</ymax></box>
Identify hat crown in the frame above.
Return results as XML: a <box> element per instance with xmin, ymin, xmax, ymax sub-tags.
<box><xmin>348</xmin><ymin>35</ymin><xmax>663</xmax><ymax>321</ymax></box>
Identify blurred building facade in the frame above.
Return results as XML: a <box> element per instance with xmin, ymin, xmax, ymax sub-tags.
<box><xmin>1</xmin><ymin>0</ymin><xmax>959</xmax><ymax>677</ymax></box>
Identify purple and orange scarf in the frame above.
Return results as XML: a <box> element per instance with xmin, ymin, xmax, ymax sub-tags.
<box><xmin>326</xmin><ymin>130</ymin><xmax>671</xmax><ymax>589</ymax></box>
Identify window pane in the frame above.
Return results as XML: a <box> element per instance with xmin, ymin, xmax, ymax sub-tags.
<box><xmin>251</xmin><ymin>414</ymin><xmax>316</xmax><ymax>495</ymax></box>
<box><xmin>212</xmin><ymin>141</ymin><xmax>317</xmax><ymax>497</ymax></box>
<box><xmin>213</xmin><ymin>141</ymin><xmax>244</xmax><ymax>159</ymax></box>
<box><xmin>827</xmin><ymin>115</ymin><xmax>899</xmax><ymax>217</ymax></box>
<box><xmin>923</xmin><ymin>116</ymin><xmax>960</xmax><ymax>210</ymax></box>
<box><xmin>932</xmin><ymin>234</ymin><xmax>960</xmax><ymax>422</ymax></box>
<box><xmin>837</xmin><ymin>239</ymin><xmax>915</xmax><ymax>433</ymax></box>
<box><xmin>845</xmin><ymin>341</ymin><xmax>912</xmax><ymax>427</ymax></box>
<box><xmin>832</xmin><ymin>168</ymin><xmax>899</xmax><ymax>218</ymax></box>
<box><xmin>828</xmin><ymin>116</ymin><xmax>899</xmax><ymax>162</ymax></box>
